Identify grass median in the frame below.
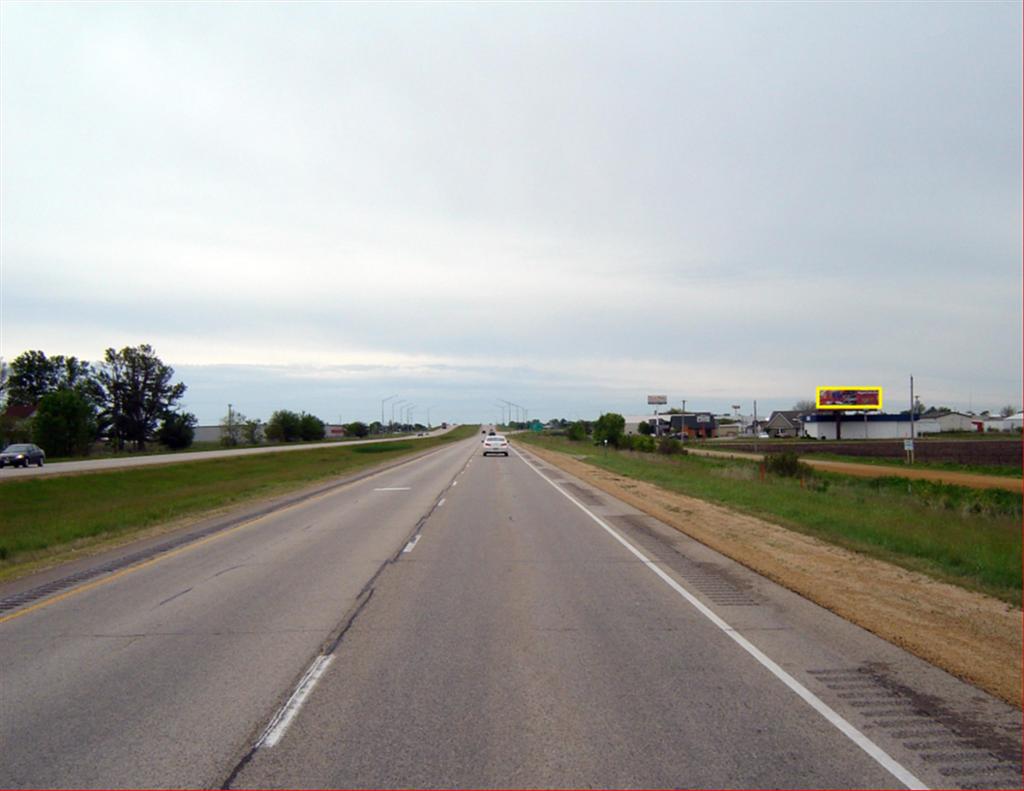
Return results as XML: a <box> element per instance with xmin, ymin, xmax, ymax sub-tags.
<box><xmin>0</xmin><ymin>425</ymin><xmax>478</xmax><ymax>578</ymax></box>
<box><xmin>517</xmin><ymin>434</ymin><xmax>1022</xmax><ymax>605</ymax></box>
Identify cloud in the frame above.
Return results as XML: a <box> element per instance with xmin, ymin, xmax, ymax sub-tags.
<box><xmin>1</xmin><ymin>2</ymin><xmax>1019</xmax><ymax>422</ymax></box>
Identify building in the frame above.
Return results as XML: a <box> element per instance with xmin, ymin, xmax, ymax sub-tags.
<box><xmin>1</xmin><ymin>403</ymin><xmax>38</xmax><ymax>443</ymax></box>
<box><xmin>920</xmin><ymin>409</ymin><xmax>980</xmax><ymax>433</ymax></box>
<box><xmin>668</xmin><ymin>413</ymin><xmax>718</xmax><ymax>439</ymax></box>
<box><xmin>764</xmin><ymin>410</ymin><xmax>807</xmax><ymax>438</ymax></box>
<box><xmin>802</xmin><ymin>413</ymin><xmax>940</xmax><ymax>440</ymax></box>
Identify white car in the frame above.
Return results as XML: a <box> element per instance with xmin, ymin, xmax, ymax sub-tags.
<box><xmin>482</xmin><ymin>435</ymin><xmax>509</xmax><ymax>456</ymax></box>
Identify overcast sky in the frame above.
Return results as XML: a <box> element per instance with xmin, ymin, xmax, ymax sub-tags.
<box><xmin>2</xmin><ymin>1</ymin><xmax>1020</xmax><ymax>425</ymax></box>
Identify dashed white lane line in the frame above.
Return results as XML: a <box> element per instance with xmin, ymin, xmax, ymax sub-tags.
<box><xmin>438</xmin><ymin>497</ymin><xmax>447</xmax><ymax>507</ymax></box>
<box><xmin>402</xmin><ymin>535</ymin><xmax>422</xmax><ymax>553</ymax></box>
<box><xmin>374</xmin><ymin>487</ymin><xmax>411</xmax><ymax>491</ymax></box>
<box><xmin>257</xmin><ymin>654</ymin><xmax>334</xmax><ymax>749</ymax></box>
<box><xmin>511</xmin><ymin>447</ymin><xmax>927</xmax><ymax>791</ymax></box>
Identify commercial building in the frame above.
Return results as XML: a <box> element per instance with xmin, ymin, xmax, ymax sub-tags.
<box><xmin>802</xmin><ymin>413</ymin><xmax>940</xmax><ymax>440</ymax></box>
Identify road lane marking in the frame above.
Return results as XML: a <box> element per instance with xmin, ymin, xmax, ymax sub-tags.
<box><xmin>373</xmin><ymin>487</ymin><xmax>411</xmax><ymax>491</ymax></box>
<box><xmin>257</xmin><ymin>654</ymin><xmax>334</xmax><ymax>749</ymax></box>
<box><xmin>402</xmin><ymin>535</ymin><xmax>422</xmax><ymax>553</ymax></box>
<box><xmin>512</xmin><ymin>447</ymin><xmax>927</xmax><ymax>791</ymax></box>
<box><xmin>0</xmin><ymin>441</ymin><xmax>468</xmax><ymax>625</ymax></box>
<box><xmin>438</xmin><ymin>497</ymin><xmax>446</xmax><ymax>507</ymax></box>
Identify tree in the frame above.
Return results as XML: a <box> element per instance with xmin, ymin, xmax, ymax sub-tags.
<box><xmin>345</xmin><ymin>421</ymin><xmax>369</xmax><ymax>438</ymax></box>
<box><xmin>368</xmin><ymin>421</ymin><xmax>383</xmax><ymax>435</ymax></box>
<box><xmin>32</xmin><ymin>389</ymin><xmax>97</xmax><ymax>457</ymax></box>
<box><xmin>793</xmin><ymin>399</ymin><xmax>816</xmax><ymax>412</ymax></box>
<box><xmin>157</xmin><ymin>411</ymin><xmax>196</xmax><ymax>450</ymax></box>
<box><xmin>243</xmin><ymin>419</ymin><xmax>262</xmax><ymax>445</ymax></box>
<box><xmin>299</xmin><ymin>412</ymin><xmax>325</xmax><ymax>441</ymax></box>
<box><xmin>96</xmin><ymin>345</ymin><xmax>186</xmax><ymax>451</ymax></box>
<box><xmin>999</xmin><ymin>405</ymin><xmax>1019</xmax><ymax>418</ymax></box>
<box><xmin>567</xmin><ymin>420</ymin><xmax>588</xmax><ymax>441</ymax></box>
<box><xmin>266</xmin><ymin>410</ymin><xmax>302</xmax><ymax>442</ymax></box>
<box><xmin>638</xmin><ymin>420</ymin><xmax>654</xmax><ymax>436</ymax></box>
<box><xmin>593</xmin><ymin>413</ymin><xmax>626</xmax><ymax>447</ymax></box>
<box><xmin>221</xmin><ymin>409</ymin><xmax>246</xmax><ymax>447</ymax></box>
<box><xmin>7</xmin><ymin>350</ymin><xmax>97</xmax><ymax>407</ymax></box>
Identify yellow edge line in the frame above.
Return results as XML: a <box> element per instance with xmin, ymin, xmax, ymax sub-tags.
<box><xmin>0</xmin><ymin>454</ymin><xmax>417</xmax><ymax>625</ymax></box>
<box><xmin>0</xmin><ymin>438</ymin><xmax>463</xmax><ymax>626</ymax></box>
<box><xmin>0</xmin><ymin>514</ymin><xmax>263</xmax><ymax>626</ymax></box>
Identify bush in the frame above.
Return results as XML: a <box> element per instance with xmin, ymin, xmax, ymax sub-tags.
<box><xmin>764</xmin><ymin>451</ymin><xmax>812</xmax><ymax>478</ymax></box>
<box><xmin>638</xmin><ymin>421</ymin><xmax>655</xmax><ymax>436</ymax></box>
<box><xmin>567</xmin><ymin>420</ymin><xmax>588</xmax><ymax>441</ymax></box>
<box><xmin>345</xmin><ymin>421</ymin><xmax>369</xmax><ymax>438</ymax></box>
<box><xmin>158</xmin><ymin>411</ymin><xmax>197</xmax><ymax>450</ymax></box>
<box><xmin>33</xmin><ymin>389</ymin><xmax>97</xmax><ymax>457</ymax></box>
<box><xmin>266</xmin><ymin>409</ymin><xmax>302</xmax><ymax>442</ymax></box>
<box><xmin>657</xmin><ymin>437</ymin><xmax>686</xmax><ymax>455</ymax></box>
<box><xmin>299</xmin><ymin>413</ymin><xmax>325</xmax><ymax>441</ymax></box>
<box><xmin>593</xmin><ymin>413</ymin><xmax>626</xmax><ymax>447</ymax></box>
<box><xmin>630</xmin><ymin>434</ymin><xmax>656</xmax><ymax>453</ymax></box>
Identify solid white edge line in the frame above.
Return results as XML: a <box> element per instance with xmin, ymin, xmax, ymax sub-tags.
<box><xmin>374</xmin><ymin>487</ymin><xmax>411</xmax><ymax>491</ymax></box>
<box><xmin>438</xmin><ymin>497</ymin><xmax>447</xmax><ymax>507</ymax></box>
<box><xmin>511</xmin><ymin>447</ymin><xmax>928</xmax><ymax>791</ymax></box>
<box><xmin>257</xmin><ymin>654</ymin><xmax>334</xmax><ymax>749</ymax></box>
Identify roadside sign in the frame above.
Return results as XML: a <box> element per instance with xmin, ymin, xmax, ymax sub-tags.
<box><xmin>816</xmin><ymin>386</ymin><xmax>883</xmax><ymax>411</ymax></box>
<box><xmin>647</xmin><ymin>395</ymin><xmax>668</xmax><ymax>405</ymax></box>
<box><xmin>904</xmin><ymin>439</ymin><xmax>914</xmax><ymax>451</ymax></box>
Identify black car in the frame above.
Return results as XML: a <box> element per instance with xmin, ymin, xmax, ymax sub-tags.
<box><xmin>0</xmin><ymin>443</ymin><xmax>46</xmax><ymax>468</ymax></box>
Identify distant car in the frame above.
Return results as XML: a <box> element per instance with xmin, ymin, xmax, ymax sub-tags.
<box><xmin>0</xmin><ymin>443</ymin><xmax>45</xmax><ymax>468</ymax></box>
<box><xmin>482</xmin><ymin>435</ymin><xmax>509</xmax><ymax>456</ymax></box>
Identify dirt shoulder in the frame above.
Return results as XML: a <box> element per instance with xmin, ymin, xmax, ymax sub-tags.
<box><xmin>689</xmin><ymin>447</ymin><xmax>1022</xmax><ymax>492</ymax></box>
<box><xmin>525</xmin><ymin>444</ymin><xmax>1022</xmax><ymax>707</ymax></box>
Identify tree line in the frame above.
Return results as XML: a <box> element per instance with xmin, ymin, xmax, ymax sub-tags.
<box><xmin>0</xmin><ymin>345</ymin><xmax>192</xmax><ymax>456</ymax></box>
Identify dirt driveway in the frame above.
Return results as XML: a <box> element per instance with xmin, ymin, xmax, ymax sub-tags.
<box><xmin>689</xmin><ymin>447</ymin><xmax>1022</xmax><ymax>493</ymax></box>
<box><xmin>525</xmin><ymin>444</ymin><xmax>1022</xmax><ymax>707</ymax></box>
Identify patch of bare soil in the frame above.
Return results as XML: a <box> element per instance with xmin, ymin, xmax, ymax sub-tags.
<box><xmin>526</xmin><ymin>445</ymin><xmax>1023</xmax><ymax>707</ymax></box>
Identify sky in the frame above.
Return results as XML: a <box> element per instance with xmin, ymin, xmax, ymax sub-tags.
<box><xmin>1</xmin><ymin>1</ymin><xmax>1020</xmax><ymax>426</ymax></box>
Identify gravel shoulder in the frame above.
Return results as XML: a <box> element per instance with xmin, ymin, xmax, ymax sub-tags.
<box><xmin>526</xmin><ymin>444</ymin><xmax>1022</xmax><ymax>707</ymax></box>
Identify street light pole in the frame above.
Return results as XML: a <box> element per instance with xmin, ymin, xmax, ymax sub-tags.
<box><xmin>392</xmin><ymin>399</ymin><xmax>406</xmax><ymax>431</ymax></box>
<box><xmin>381</xmin><ymin>394</ymin><xmax>398</xmax><ymax>431</ymax></box>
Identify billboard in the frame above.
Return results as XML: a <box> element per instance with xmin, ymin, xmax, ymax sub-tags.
<box><xmin>647</xmin><ymin>394</ymin><xmax>668</xmax><ymax>405</ymax></box>
<box><xmin>815</xmin><ymin>386</ymin><xmax>883</xmax><ymax>411</ymax></box>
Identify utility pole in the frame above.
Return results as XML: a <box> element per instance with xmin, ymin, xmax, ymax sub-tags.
<box><xmin>753</xmin><ymin>400</ymin><xmax>758</xmax><ymax>453</ymax></box>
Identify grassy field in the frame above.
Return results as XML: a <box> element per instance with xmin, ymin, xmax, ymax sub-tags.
<box><xmin>40</xmin><ymin>431</ymin><xmax>433</xmax><ymax>464</ymax></box>
<box><xmin>701</xmin><ymin>444</ymin><xmax>1021</xmax><ymax>478</ymax></box>
<box><xmin>517</xmin><ymin>434</ymin><xmax>1022</xmax><ymax>605</ymax></box>
<box><xmin>0</xmin><ymin>425</ymin><xmax>478</xmax><ymax>575</ymax></box>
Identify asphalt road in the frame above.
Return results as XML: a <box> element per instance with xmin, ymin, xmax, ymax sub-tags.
<box><xmin>1</xmin><ymin>435</ymin><xmax>1019</xmax><ymax>789</ymax></box>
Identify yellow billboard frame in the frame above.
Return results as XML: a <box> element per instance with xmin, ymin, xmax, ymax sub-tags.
<box><xmin>815</xmin><ymin>386</ymin><xmax>883</xmax><ymax>411</ymax></box>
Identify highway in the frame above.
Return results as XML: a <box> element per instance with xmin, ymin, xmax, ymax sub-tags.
<box><xmin>1</xmin><ymin>434</ymin><xmax>1020</xmax><ymax>789</ymax></box>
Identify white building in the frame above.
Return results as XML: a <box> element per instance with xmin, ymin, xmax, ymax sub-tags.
<box><xmin>802</xmin><ymin>413</ymin><xmax>940</xmax><ymax>440</ymax></box>
<box><xmin>921</xmin><ymin>410</ymin><xmax>980</xmax><ymax>432</ymax></box>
